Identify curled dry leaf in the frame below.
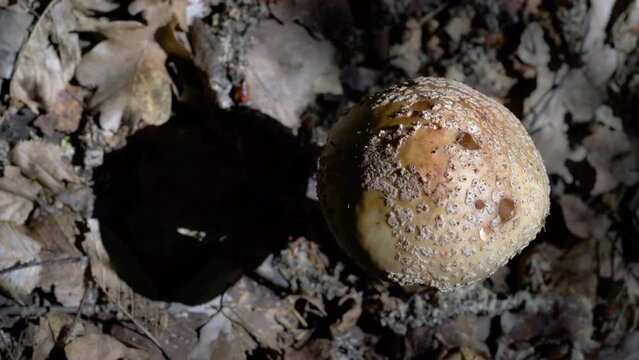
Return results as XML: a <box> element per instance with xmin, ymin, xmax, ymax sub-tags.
<box><xmin>0</xmin><ymin>221</ymin><xmax>41</xmax><ymax>301</ymax></box>
<box><xmin>10</xmin><ymin>140</ymin><xmax>81</xmax><ymax>194</ymax></box>
<box><xmin>10</xmin><ymin>0</ymin><xmax>82</xmax><ymax>112</ymax></box>
<box><xmin>76</xmin><ymin>20</ymin><xmax>173</xmax><ymax>132</ymax></box>
<box><xmin>0</xmin><ymin>165</ymin><xmax>41</xmax><ymax>224</ymax></box>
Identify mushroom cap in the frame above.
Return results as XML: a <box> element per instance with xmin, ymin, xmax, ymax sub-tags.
<box><xmin>317</xmin><ymin>77</ymin><xmax>550</xmax><ymax>290</ymax></box>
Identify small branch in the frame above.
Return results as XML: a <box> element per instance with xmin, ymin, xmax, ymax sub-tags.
<box><xmin>102</xmin><ymin>291</ymin><xmax>171</xmax><ymax>360</ymax></box>
<box><xmin>57</xmin><ymin>281</ymin><xmax>92</xmax><ymax>346</ymax></box>
<box><xmin>0</xmin><ymin>303</ymin><xmax>112</xmax><ymax>318</ymax></box>
<box><xmin>0</xmin><ymin>256</ymin><xmax>88</xmax><ymax>276</ymax></box>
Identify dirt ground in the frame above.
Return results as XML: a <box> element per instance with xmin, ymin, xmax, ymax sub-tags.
<box><xmin>0</xmin><ymin>0</ymin><xmax>638</xmax><ymax>359</ymax></box>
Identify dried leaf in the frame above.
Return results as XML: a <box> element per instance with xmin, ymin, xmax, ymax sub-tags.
<box><xmin>516</xmin><ymin>22</ymin><xmax>549</xmax><ymax>68</ymax></box>
<box><xmin>70</xmin><ymin>0</ymin><xmax>120</xmax><ymax>13</ymax></box>
<box><xmin>82</xmin><ymin>219</ymin><xmax>167</xmax><ymax>337</ymax></box>
<box><xmin>65</xmin><ymin>333</ymin><xmax>148</xmax><ymax>360</ymax></box>
<box><xmin>10</xmin><ymin>0</ymin><xmax>82</xmax><ymax>112</ymax></box>
<box><xmin>597</xmin><ymin>331</ymin><xmax>639</xmax><ymax>360</ymax></box>
<box><xmin>0</xmin><ymin>8</ymin><xmax>33</xmax><ymax>79</ymax></box>
<box><xmin>111</xmin><ymin>314</ymin><xmax>201</xmax><ymax>360</ymax></box>
<box><xmin>244</xmin><ymin>18</ymin><xmax>342</xmax><ymax>129</ymax></box>
<box><xmin>558</xmin><ymin>194</ymin><xmax>612</xmax><ymax>239</ymax></box>
<box><xmin>436</xmin><ymin>315</ymin><xmax>491</xmax><ymax>358</ymax></box>
<box><xmin>55</xmin><ymin>185</ymin><xmax>95</xmax><ymax>219</ymax></box>
<box><xmin>329</xmin><ymin>292</ymin><xmax>362</xmax><ymax>337</ymax></box>
<box><xmin>0</xmin><ymin>165</ymin><xmax>41</xmax><ymax>224</ymax></box>
<box><xmin>10</xmin><ymin>140</ymin><xmax>81</xmax><ymax>193</ymax></box>
<box><xmin>519</xmin><ymin>19</ymin><xmax>619</xmax><ymax>184</ymax></box>
<box><xmin>390</xmin><ymin>19</ymin><xmax>422</xmax><ymax>77</ymax></box>
<box><xmin>76</xmin><ymin>19</ymin><xmax>172</xmax><ymax>132</ymax></box>
<box><xmin>223</xmin><ymin>276</ymin><xmax>297</xmax><ymax>350</ymax></box>
<box><xmin>33</xmin><ymin>85</ymin><xmax>88</xmax><ymax>136</ymax></box>
<box><xmin>0</xmin><ymin>221</ymin><xmax>41</xmax><ymax>300</ymax></box>
<box><xmin>30</xmin><ymin>210</ymin><xmax>86</xmax><ymax>307</ymax></box>
<box><xmin>189</xmin><ymin>311</ymin><xmax>257</xmax><ymax>360</ymax></box>
<box><xmin>444</xmin><ymin>6</ymin><xmax>473</xmax><ymax>44</ymax></box>
<box><xmin>583</xmin><ymin>106</ymin><xmax>635</xmax><ymax>195</ymax></box>
<box><xmin>611</xmin><ymin>1</ymin><xmax>639</xmax><ymax>53</ymax></box>
<box><xmin>23</xmin><ymin>317</ymin><xmax>56</xmax><ymax>360</ymax></box>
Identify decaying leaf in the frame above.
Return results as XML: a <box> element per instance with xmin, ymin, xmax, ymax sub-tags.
<box><xmin>244</xmin><ymin>16</ymin><xmax>342</xmax><ymax>129</ymax></box>
<box><xmin>0</xmin><ymin>165</ymin><xmax>41</xmax><ymax>224</ymax></box>
<box><xmin>10</xmin><ymin>0</ymin><xmax>82</xmax><ymax>112</ymax></box>
<box><xmin>76</xmin><ymin>18</ymin><xmax>173</xmax><ymax>132</ymax></box>
<box><xmin>65</xmin><ymin>333</ymin><xmax>148</xmax><ymax>360</ymax></box>
<box><xmin>0</xmin><ymin>221</ymin><xmax>41</xmax><ymax>300</ymax></box>
<box><xmin>10</xmin><ymin>140</ymin><xmax>81</xmax><ymax>194</ymax></box>
<box><xmin>33</xmin><ymin>85</ymin><xmax>88</xmax><ymax>136</ymax></box>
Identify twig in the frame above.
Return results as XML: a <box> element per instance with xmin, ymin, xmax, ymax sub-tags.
<box><xmin>0</xmin><ymin>331</ymin><xmax>17</xmax><ymax>360</ymax></box>
<box><xmin>418</xmin><ymin>3</ymin><xmax>448</xmax><ymax>26</ymax></box>
<box><xmin>524</xmin><ymin>69</ymin><xmax>570</xmax><ymax>132</ymax></box>
<box><xmin>56</xmin><ymin>281</ymin><xmax>92</xmax><ymax>346</ymax></box>
<box><xmin>0</xmin><ymin>256</ymin><xmax>87</xmax><ymax>276</ymax></box>
<box><xmin>11</xmin><ymin>0</ymin><xmax>60</xmax><ymax>89</ymax></box>
<box><xmin>102</xmin><ymin>291</ymin><xmax>171</xmax><ymax>360</ymax></box>
<box><xmin>0</xmin><ymin>303</ymin><xmax>111</xmax><ymax>318</ymax></box>
<box><xmin>0</xmin><ymin>184</ymin><xmax>37</xmax><ymax>201</ymax></box>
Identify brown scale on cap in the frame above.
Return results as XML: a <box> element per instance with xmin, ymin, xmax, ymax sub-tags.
<box><xmin>317</xmin><ymin>77</ymin><xmax>550</xmax><ymax>291</ymax></box>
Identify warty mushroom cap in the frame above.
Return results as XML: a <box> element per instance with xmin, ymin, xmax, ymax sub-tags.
<box><xmin>317</xmin><ymin>77</ymin><xmax>550</xmax><ymax>290</ymax></box>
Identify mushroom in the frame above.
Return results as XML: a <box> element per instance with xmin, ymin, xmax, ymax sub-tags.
<box><xmin>317</xmin><ymin>77</ymin><xmax>550</xmax><ymax>290</ymax></box>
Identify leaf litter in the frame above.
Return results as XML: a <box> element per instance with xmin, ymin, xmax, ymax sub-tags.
<box><xmin>0</xmin><ymin>0</ymin><xmax>638</xmax><ymax>359</ymax></box>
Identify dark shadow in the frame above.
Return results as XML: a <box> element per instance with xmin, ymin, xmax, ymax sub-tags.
<box><xmin>93</xmin><ymin>106</ymin><xmax>320</xmax><ymax>304</ymax></box>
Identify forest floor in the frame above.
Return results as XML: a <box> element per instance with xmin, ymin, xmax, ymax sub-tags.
<box><xmin>0</xmin><ymin>0</ymin><xmax>638</xmax><ymax>359</ymax></box>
